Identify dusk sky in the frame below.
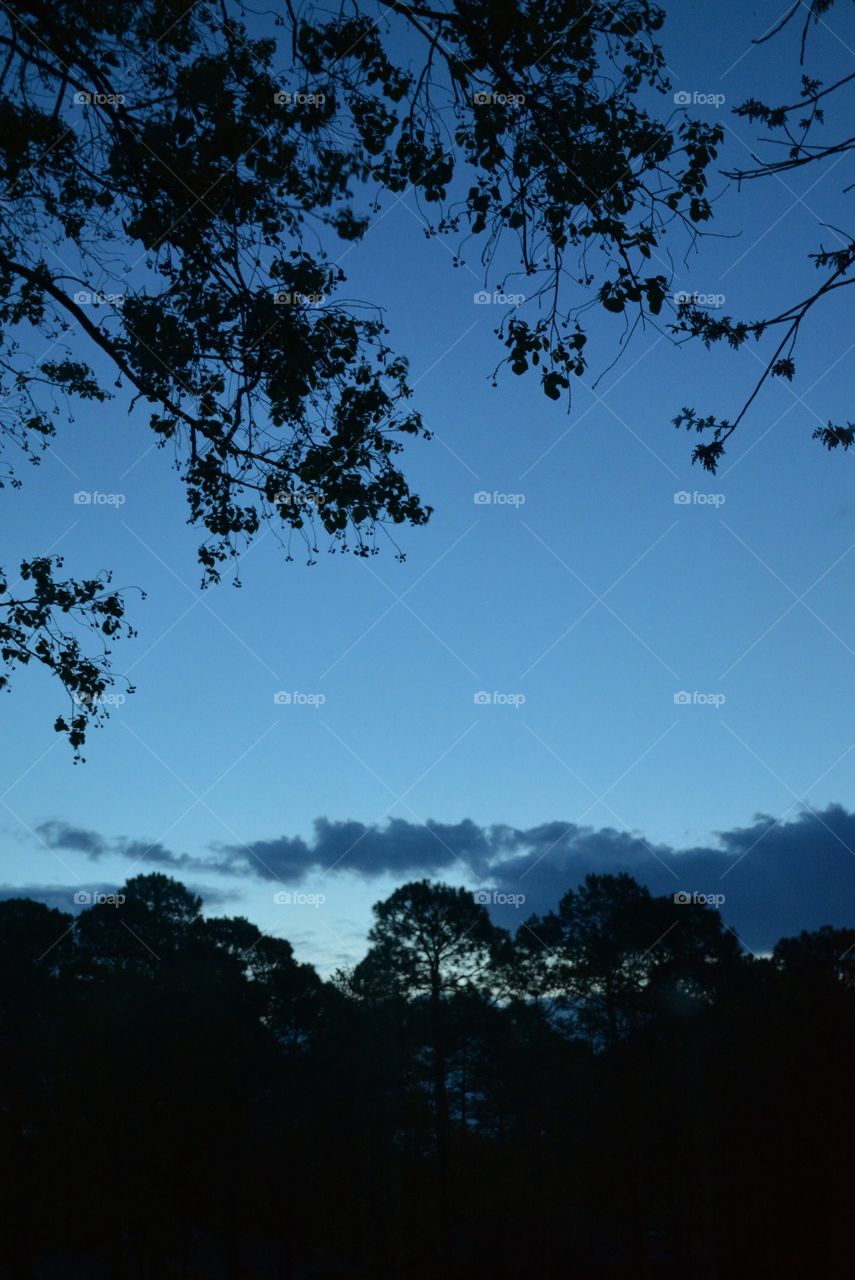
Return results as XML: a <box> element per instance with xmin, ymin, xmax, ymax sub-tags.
<box><xmin>5</xmin><ymin>0</ymin><xmax>855</xmax><ymax>973</ymax></box>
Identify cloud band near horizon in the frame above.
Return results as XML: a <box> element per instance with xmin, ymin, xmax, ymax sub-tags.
<box><xmin>25</xmin><ymin>806</ymin><xmax>855</xmax><ymax>950</ymax></box>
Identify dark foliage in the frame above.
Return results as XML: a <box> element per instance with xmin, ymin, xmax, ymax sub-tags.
<box><xmin>0</xmin><ymin>870</ymin><xmax>851</xmax><ymax>1277</ymax></box>
<box><xmin>0</xmin><ymin>0</ymin><xmax>723</xmax><ymax>750</ymax></box>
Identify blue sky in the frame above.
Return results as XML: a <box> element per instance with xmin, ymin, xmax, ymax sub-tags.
<box><xmin>4</xmin><ymin>0</ymin><xmax>855</xmax><ymax>972</ymax></box>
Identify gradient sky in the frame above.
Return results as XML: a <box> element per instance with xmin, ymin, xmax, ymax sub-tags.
<box><xmin>4</xmin><ymin>0</ymin><xmax>855</xmax><ymax>973</ymax></box>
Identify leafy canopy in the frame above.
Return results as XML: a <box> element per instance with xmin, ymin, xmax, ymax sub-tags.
<box><xmin>0</xmin><ymin>0</ymin><xmax>730</xmax><ymax>750</ymax></box>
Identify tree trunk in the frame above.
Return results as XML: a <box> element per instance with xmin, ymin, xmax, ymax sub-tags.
<box><xmin>430</xmin><ymin>982</ymin><xmax>452</xmax><ymax>1266</ymax></box>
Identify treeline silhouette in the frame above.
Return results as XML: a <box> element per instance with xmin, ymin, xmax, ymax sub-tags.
<box><xmin>0</xmin><ymin>871</ymin><xmax>852</xmax><ymax>1279</ymax></box>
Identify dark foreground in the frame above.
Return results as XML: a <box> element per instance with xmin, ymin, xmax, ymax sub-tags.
<box><xmin>0</xmin><ymin>872</ymin><xmax>851</xmax><ymax>1278</ymax></box>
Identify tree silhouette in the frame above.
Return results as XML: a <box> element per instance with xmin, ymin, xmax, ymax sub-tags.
<box><xmin>517</xmin><ymin>875</ymin><xmax>737</xmax><ymax>1044</ymax></box>
<box><xmin>0</xmin><ymin>870</ymin><xmax>853</xmax><ymax>1274</ymax></box>
<box><xmin>4</xmin><ymin>1</ymin><xmax>855</xmax><ymax>747</ymax></box>
<box><xmin>0</xmin><ymin>0</ymin><xmax>726</xmax><ymax>748</ymax></box>
<box><xmin>353</xmin><ymin>880</ymin><xmax>508</xmax><ymax>1262</ymax></box>
<box><xmin>0</xmin><ymin>556</ymin><xmax>140</xmax><ymax>758</ymax></box>
<box><xmin>672</xmin><ymin>0</ymin><xmax>855</xmax><ymax>471</ymax></box>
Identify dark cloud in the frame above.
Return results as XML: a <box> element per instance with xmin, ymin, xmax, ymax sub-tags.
<box><xmin>37</xmin><ymin>820</ymin><xmax>108</xmax><ymax>858</ymax></box>
<box><xmin>218</xmin><ymin>817</ymin><xmax>683</xmax><ymax>887</ymax></box>
<box><xmin>112</xmin><ymin>837</ymin><xmax>220</xmax><ymax>876</ymax></box>
<box><xmin>28</xmin><ymin>807</ymin><xmax>855</xmax><ymax>950</ymax></box>
<box><xmin>217</xmin><ymin>808</ymin><xmax>855</xmax><ymax>949</ymax></box>
<box><xmin>35</xmin><ymin>822</ymin><xmax>238</xmax><ymax>878</ymax></box>
<box><xmin>215</xmin><ymin>816</ymin><xmax>493</xmax><ymax>882</ymax></box>
<box><xmin>481</xmin><ymin>807</ymin><xmax>855</xmax><ymax>951</ymax></box>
